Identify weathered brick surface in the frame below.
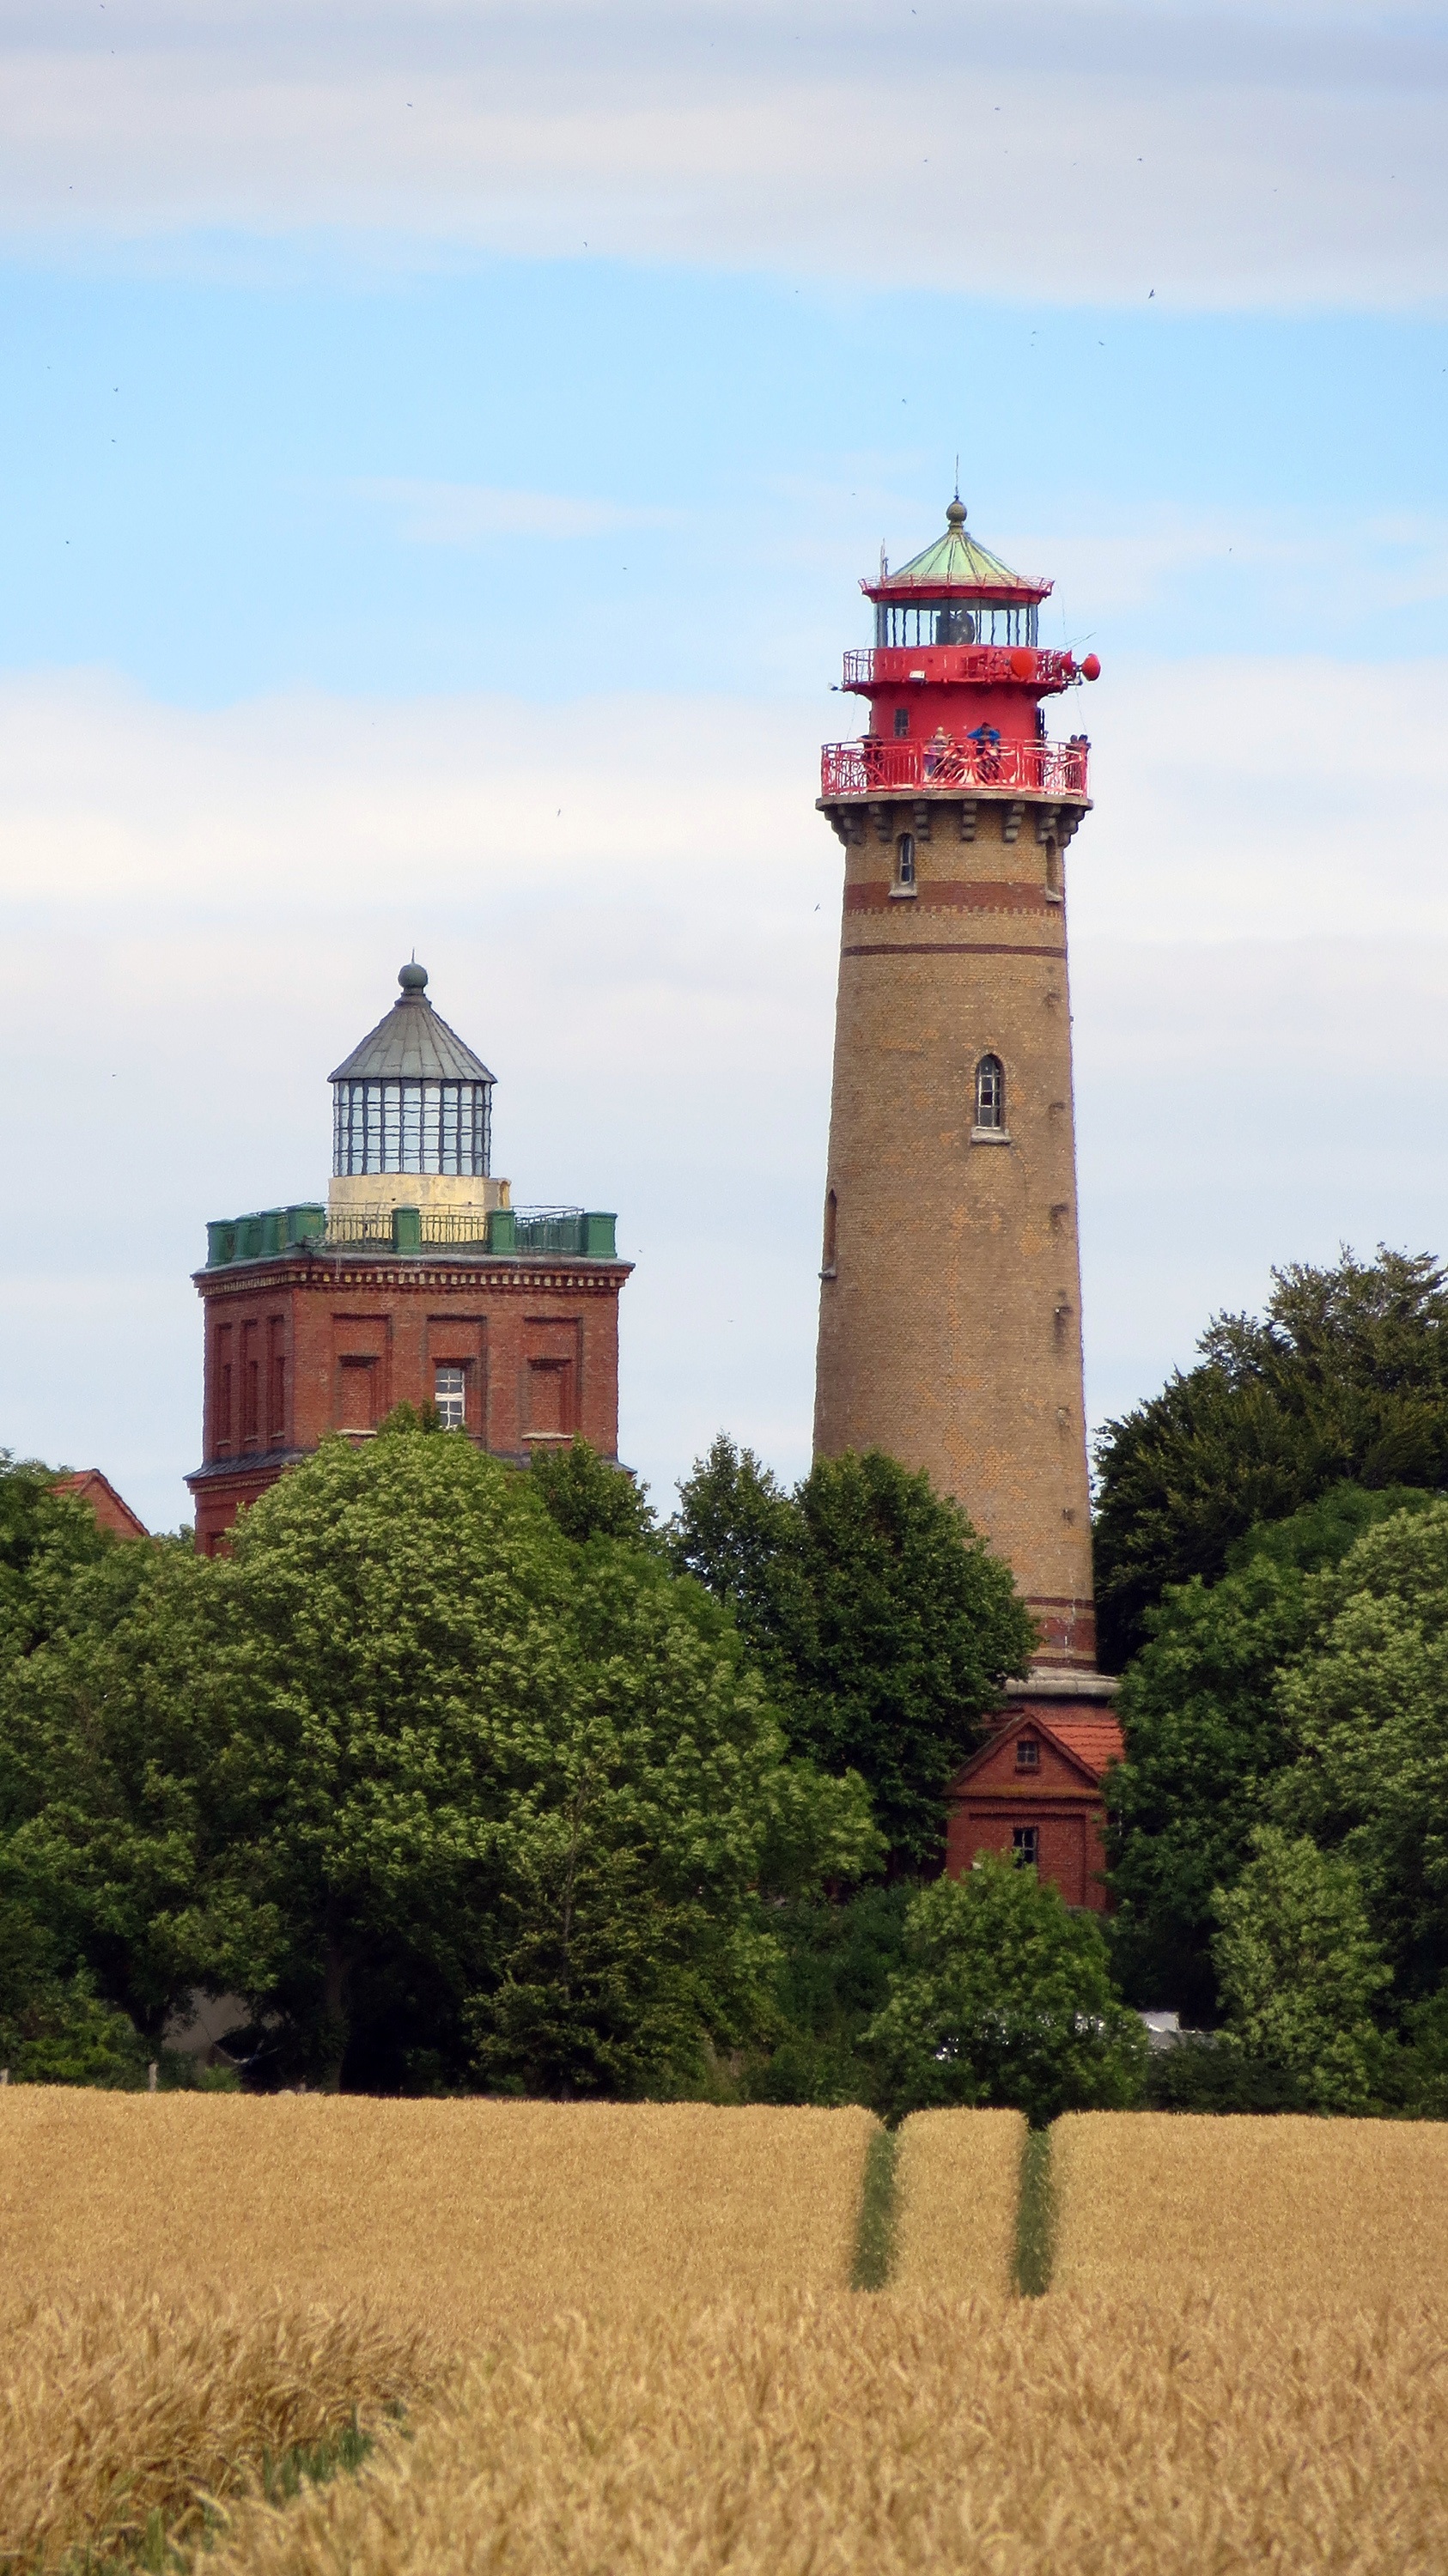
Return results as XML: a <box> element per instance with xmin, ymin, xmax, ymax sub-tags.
<box><xmin>187</xmin><ymin>1251</ymin><xmax>629</xmax><ymax>1552</ymax></box>
<box><xmin>813</xmin><ymin>793</ymin><xmax>1096</xmax><ymax>1662</ymax></box>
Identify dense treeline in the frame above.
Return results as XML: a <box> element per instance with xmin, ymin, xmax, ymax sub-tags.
<box><xmin>0</xmin><ymin>1423</ymin><xmax>1141</xmax><ymax>2117</ymax></box>
<box><xmin>4</xmin><ymin>1239</ymin><xmax>1447</xmax><ymax>2121</ymax></box>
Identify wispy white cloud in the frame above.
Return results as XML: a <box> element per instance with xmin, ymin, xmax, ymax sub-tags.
<box><xmin>353</xmin><ymin>480</ymin><xmax>679</xmax><ymax>543</ymax></box>
<box><xmin>6</xmin><ymin>1</ymin><xmax>1448</xmax><ymax>307</ymax></box>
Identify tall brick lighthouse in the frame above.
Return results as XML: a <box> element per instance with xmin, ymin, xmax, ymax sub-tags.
<box><xmin>815</xmin><ymin>499</ymin><xmax>1118</xmax><ymax>1896</ymax></box>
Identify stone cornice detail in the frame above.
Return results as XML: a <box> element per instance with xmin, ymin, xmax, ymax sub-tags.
<box><xmin>194</xmin><ymin>1255</ymin><xmax>632</xmax><ymax>1300</ymax></box>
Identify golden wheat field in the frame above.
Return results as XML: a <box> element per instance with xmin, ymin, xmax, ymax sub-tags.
<box><xmin>0</xmin><ymin>2290</ymin><xmax>443</xmax><ymax>2570</ymax></box>
<box><xmin>204</xmin><ymin>2290</ymin><xmax>1448</xmax><ymax>2576</ymax></box>
<box><xmin>1051</xmin><ymin>2110</ymin><xmax>1448</xmax><ymax>2302</ymax></box>
<box><xmin>4</xmin><ymin>2093</ymin><xmax>1448</xmax><ymax>2573</ymax></box>
<box><xmin>891</xmin><ymin>2108</ymin><xmax>1025</xmax><ymax>2295</ymax></box>
<box><xmin>0</xmin><ymin>2091</ymin><xmax>874</xmax><ymax>2337</ymax></box>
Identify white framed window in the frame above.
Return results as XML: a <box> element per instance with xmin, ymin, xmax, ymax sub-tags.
<box><xmin>896</xmin><ymin>831</ymin><xmax>916</xmax><ymax>889</ymax></box>
<box><xmin>1013</xmin><ymin>1825</ymin><xmax>1040</xmax><ymax>1868</ymax></box>
<box><xmin>434</xmin><ymin>1364</ymin><xmax>465</xmax><ymax>1429</ymax></box>
<box><xmin>1015</xmin><ymin>1737</ymin><xmax>1040</xmax><ymax>1772</ymax></box>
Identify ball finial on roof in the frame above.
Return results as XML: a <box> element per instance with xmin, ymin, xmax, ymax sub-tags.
<box><xmin>399</xmin><ymin>962</ymin><xmax>429</xmax><ymax>994</ymax></box>
<box><xmin>946</xmin><ymin>498</ymin><xmax>967</xmax><ymax>530</ymax></box>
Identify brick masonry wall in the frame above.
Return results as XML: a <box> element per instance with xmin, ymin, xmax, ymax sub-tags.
<box><xmin>189</xmin><ymin>1252</ymin><xmax>629</xmax><ymax>1551</ymax></box>
<box><xmin>813</xmin><ymin>793</ymin><xmax>1097</xmax><ymax>1662</ymax></box>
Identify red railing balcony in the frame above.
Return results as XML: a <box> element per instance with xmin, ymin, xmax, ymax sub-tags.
<box><xmin>842</xmin><ymin>645</ymin><xmax>1080</xmax><ymax>694</ymax></box>
<box><xmin>820</xmin><ymin>736</ymin><xmax>1090</xmax><ymax>800</ymax></box>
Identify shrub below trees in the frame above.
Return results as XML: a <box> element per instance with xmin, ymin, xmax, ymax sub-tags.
<box><xmin>865</xmin><ymin>1855</ymin><xmax>1147</xmax><ymax>2127</ymax></box>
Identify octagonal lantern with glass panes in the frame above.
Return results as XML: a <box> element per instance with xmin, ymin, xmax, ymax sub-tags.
<box><xmin>326</xmin><ymin>962</ymin><xmax>512</xmax><ymax>1234</ymax></box>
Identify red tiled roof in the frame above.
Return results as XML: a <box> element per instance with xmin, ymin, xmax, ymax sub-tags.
<box><xmin>1043</xmin><ymin>1718</ymin><xmax>1124</xmax><ymax>1780</ymax></box>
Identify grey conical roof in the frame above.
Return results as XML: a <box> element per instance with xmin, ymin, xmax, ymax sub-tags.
<box><xmin>328</xmin><ymin>965</ymin><xmax>496</xmax><ymax>1085</ymax></box>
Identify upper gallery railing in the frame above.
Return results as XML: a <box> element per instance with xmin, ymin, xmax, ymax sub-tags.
<box><xmin>842</xmin><ymin>644</ymin><xmax>1081</xmax><ymax>692</ymax></box>
<box><xmin>205</xmin><ymin>1206</ymin><xmax>619</xmax><ymax>1266</ymax></box>
<box><xmin>820</xmin><ymin>736</ymin><xmax>1090</xmax><ymax>799</ymax></box>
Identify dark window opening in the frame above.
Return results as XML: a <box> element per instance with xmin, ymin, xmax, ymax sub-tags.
<box><xmin>1015</xmin><ymin>1738</ymin><xmax>1040</xmax><ymax>1771</ymax></box>
<box><xmin>822</xmin><ymin>1188</ymin><xmax>838</xmax><ymax>1275</ymax></box>
<box><xmin>1013</xmin><ymin>1826</ymin><xmax>1040</xmax><ymax>1868</ymax></box>
<box><xmin>896</xmin><ymin>832</ymin><xmax>916</xmax><ymax>889</ymax></box>
<box><xmin>893</xmin><ymin>706</ymin><xmax>910</xmax><ymax>738</ymax></box>
<box><xmin>975</xmin><ymin>1053</ymin><xmax>1006</xmax><ymax>1131</ymax></box>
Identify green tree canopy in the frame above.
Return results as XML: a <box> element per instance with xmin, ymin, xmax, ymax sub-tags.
<box><xmin>1093</xmin><ymin>1249</ymin><xmax>1448</xmax><ymax>1668</ymax></box>
<box><xmin>1210</xmin><ymin>1826</ymin><xmax>1391</xmax><ymax>2114</ymax></box>
<box><xmin>866</xmin><ymin>1854</ymin><xmax>1146</xmax><ymax>2126</ymax></box>
<box><xmin>0</xmin><ymin>1426</ymin><xmax>878</xmax><ymax>2093</ymax></box>
<box><xmin>0</xmin><ymin>1451</ymin><xmax>113</xmax><ymax>1662</ymax></box>
<box><xmin>1274</xmin><ymin>1500</ymin><xmax>1448</xmax><ymax>2002</ymax></box>
<box><xmin>1107</xmin><ymin>1484</ymin><xmax>1433</xmax><ymax>2019</ymax></box>
<box><xmin>671</xmin><ymin>1442</ymin><xmax>1035</xmax><ymax>1868</ymax></box>
<box><xmin>529</xmin><ymin>1437</ymin><xmax>658</xmax><ymax>1548</ymax></box>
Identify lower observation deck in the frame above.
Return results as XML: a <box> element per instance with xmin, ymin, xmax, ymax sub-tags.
<box><xmin>821</xmin><ymin>737</ymin><xmax>1088</xmax><ymax>800</ymax></box>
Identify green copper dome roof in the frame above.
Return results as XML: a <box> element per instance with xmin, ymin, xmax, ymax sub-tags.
<box><xmin>881</xmin><ymin>499</ymin><xmax>1046</xmax><ymax>597</ymax></box>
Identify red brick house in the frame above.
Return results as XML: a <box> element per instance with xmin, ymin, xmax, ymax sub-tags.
<box><xmin>946</xmin><ymin>1687</ymin><xmax>1124</xmax><ymax>1913</ymax></box>
<box><xmin>186</xmin><ymin>964</ymin><xmax>630</xmax><ymax>1553</ymax></box>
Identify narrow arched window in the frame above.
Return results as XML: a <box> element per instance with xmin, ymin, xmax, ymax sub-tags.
<box><xmin>896</xmin><ymin>831</ymin><xmax>916</xmax><ymax>890</ymax></box>
<box><xmin>822</xmin><ymin>1188</ymin><xmax>838</xmax><ymax>1276</ymax></box>
<box><xmin>1044</xmin><ymin>836</ymin><xmax>1062</xmax><ymax>901</ymax></box>
<box><xmin>976</xmin><ymin>1054</ymin><xmax>1005</xmax><ymax>1131</ymax></box>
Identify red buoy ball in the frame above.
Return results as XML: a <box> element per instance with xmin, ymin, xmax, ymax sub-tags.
<box><xmin>1080</xmin><ymin>653</ymin><xmax>1101</xmax><ymax>682</ymax></box>
<box><xmin>1008</xmin><ymin>647</ymin><xmax>1035</xmax><ymax>681</ymax></box>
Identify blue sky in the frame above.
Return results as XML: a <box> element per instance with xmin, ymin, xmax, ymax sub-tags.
<box><xmin>3</xmin><ymin>1</ymin><xmax>1448</xmax><ymax>1530</ymax></box>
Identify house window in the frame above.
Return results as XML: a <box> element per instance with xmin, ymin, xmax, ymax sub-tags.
<box><xmin>1015</xmin><ymin>1738</ymin><xmax>1040</xmax><ymax>1771</ymax></box>
<box><xmin>434</xmin><ymin>1364</ymin><xmax>465</xmax><ymax>1429</ymax></box>
<box><xmin>896</xmin><ymin>832</ymin><xmax>916</xmax><ymax>889</ymax></box>
<box><xmin>1013</xmin><ymin>1826</ymin><xmax>1040</xmax><ymax>1868</ymax></box>
<box><xmin>975</xmin><ymin>1054</ymin><xmax>1006</xmax><ymax>1131</ymax></box>
<box><xmin>893</xmin><ymin>707</ymin><xmax>910</xmax><ymax>738</ymax></box>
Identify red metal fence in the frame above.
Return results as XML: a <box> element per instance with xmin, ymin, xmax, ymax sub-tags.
<box><xmin>820</xmin><ymin>738</ymin><xmax>1089</xmax><ymax>799</ymax></box>
<box><xmin>842</xmin><ymin>646</ymin><xmax>1080</xmax><ymax>692</ymax></box>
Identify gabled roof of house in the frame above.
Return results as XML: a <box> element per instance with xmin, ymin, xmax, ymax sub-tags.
<box><xmin>52</xmin><ymin>1470</ymin><xmax>149</xmax><ymax>1541</ymax></box>
<box><xmin>951</xmin><ymin>1707</ymin><xmax>1124</xmax><ymax>1794</ymax></box>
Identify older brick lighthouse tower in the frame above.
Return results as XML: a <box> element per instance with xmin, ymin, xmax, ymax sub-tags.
<box><xmin>815</xmin><ymin>499</ymin><xmax>1118</xmax><ymax>1892</ymax></box>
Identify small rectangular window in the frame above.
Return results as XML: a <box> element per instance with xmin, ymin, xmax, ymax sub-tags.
<box><xmin>1016</xmin><ymin>1738</ymin><xmax>1040</xmax><ymax>1771</ymax></box>
<box><xmin>896</xmin><ymin>832</ymin><xmax>916</xmax><ymax>889</ymax></box>
<box><xmin>893</xmin><ymin>707</ymin><xmax>910</xmax><ymax>738</ymax></box>
<box><xmin>1013</xmin><ymin>1826</ymin><xmax>1040</xmax><ymax>1868</ymax></box>
<box><xmin>434</xmin><ymin>1364</ymin><xmax>466</xmax><ymax>1429</ymax></box>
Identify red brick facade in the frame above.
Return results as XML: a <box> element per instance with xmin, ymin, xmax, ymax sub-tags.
<box><xmin>186</xmin><ymin>1245</ymin><xmax>630</xmax><ymax>1554</ymax></box>
<box><xmin>946</xmin><ymin>1706</ymin><xmax>1124</xmax><ymax>1912</ymax></box>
